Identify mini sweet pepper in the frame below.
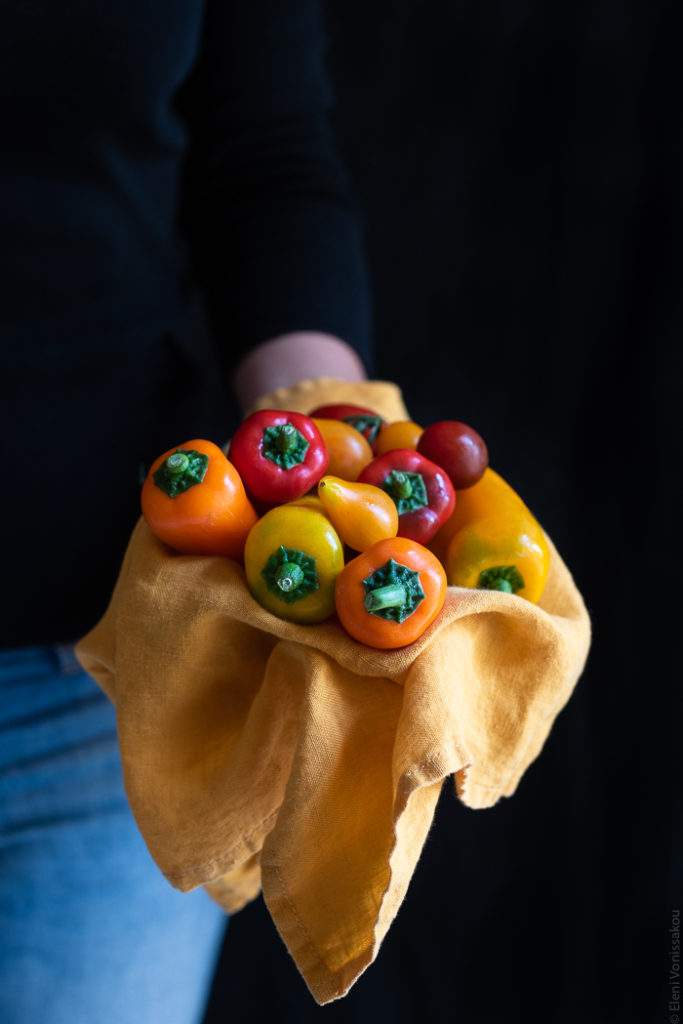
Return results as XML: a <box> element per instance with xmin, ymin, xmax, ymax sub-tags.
<box><xmin>308</xmin><ymin>403</ymin><xmax>387</xmax><ymax>451</ymax></box>
<box><xmin>436</xmin><ymin>467</ymin><xmax>550</xmax><ymax>603</ymax></box>
<box><xmin>244</xmin><ymin>503</ymin><xmax>344</xmax><ymax>623</ymax></box>
<box><xmin>141</xmin><ymin>439</ymin><xmax>258</xmax><ymax>560</ymax></box>
<box><xmin>358</xmin><ymin>449</ymin><xmax>455</xmax><ymax>545</ymax></box>
<box><xmin>229</xmin><ymin>409</ymin><xmax>328</xmax><ymax>506</ymax></box>
<box><xmin>335</xmin><ymin>536</ymin><xmax>447</xmax><ymax>648</ymax></box>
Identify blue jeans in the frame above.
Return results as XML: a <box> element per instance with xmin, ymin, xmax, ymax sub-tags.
<box><xmin>0</xmin><ymin>645</ymin><xmax>227</xmax><ymax>1024</ymax></box>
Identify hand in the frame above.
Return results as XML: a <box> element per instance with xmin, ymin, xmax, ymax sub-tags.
<box><xmin>231</xmin><ymin>332</ymin><xmax>367</xmax><ymax>415</ymax></box>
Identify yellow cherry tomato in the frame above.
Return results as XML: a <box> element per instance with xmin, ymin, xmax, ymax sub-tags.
<box><xmin>317</xmin><ymin>475</ymin><xmax>399</xmax><ymax>552</ymax></box>
<box><xmin>244</xmin><ymin>505</ymin><xmax>344</xmax><ymax>623</ymax></box>
<box><xmin>312</xmin><ymin>418</ymin><xmax>374</xmax><ymax>480</ymax></box>
<box><xmin>375</xmin><ymin>420</ymin><xmax>424</xmax><ymax>455</ymax></box>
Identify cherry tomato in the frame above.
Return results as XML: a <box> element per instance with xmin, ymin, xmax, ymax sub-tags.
<box><xmin>375</xmin><ymin>420</ymin><xmax>424</xmax><ymax>455</ymax></box>
<box><xmin>312</xmin><ymin>418</ymin><xmax>373</xmax><ymax>480</ymax></box>
<box><xmin>417</xmin><ymin>420</ymin><xmax>488</xmax><ymax>490</ymax></box>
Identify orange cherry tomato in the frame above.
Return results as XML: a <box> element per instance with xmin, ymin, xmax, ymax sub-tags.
<box><xmin>312</xmin><ymin>418</ymin><xmax>373</xmax><ymax>481</ymax></box>
<box><xmin>317</xmin><ymin>475</ymin><xmax>398</xmax><ymax>552</ymax></box>
<box><xmin>141</xmin><ymin>438</ymin><xmax>258</xmax><ymax>560</ymax></box>
<box><xmin>375</xmin><ymin>420</ymin><xmax>424</xmax><ymax>455</ymax></box>
<box><xmin>335</xmin><ymin>536</ymin><xmax>447</xmax><ymax>649</ymax></box>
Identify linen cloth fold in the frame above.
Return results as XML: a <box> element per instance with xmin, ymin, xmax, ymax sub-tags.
<box><xmin>76</xmin><ymin>378</ymin><xmax>591</xmax><ymax>1004</ymax></box>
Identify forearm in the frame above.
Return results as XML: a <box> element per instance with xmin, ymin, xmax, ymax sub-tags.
<box><xmin>231</xmin><ymin>332</ymin><xmax>367</xmax><ymax>415</ymax></box>
<box><xmin>180</xmin><ymin>1</ymin><xmax>373</xmax><ymax>382</ymax></box>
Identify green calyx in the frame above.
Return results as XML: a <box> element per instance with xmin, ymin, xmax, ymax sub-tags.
<box><xmin>152</xmin><ymin>449</ymin><xmax>209</xmax><ymax>497</ymax></box>
<box><xmin>382</xmin><ymin>470</ymin><xmax>428</xmax><ymax>515</ymax></box>
<box><xmin>262</xmin><ymin>423</ymin><xmax>309</xmax><ymax>469</ymax></box>
<box><xmin>478</xmin><ymin>565</ymin><xmax>525</xmax><ymax>594</ymax></box>
<box><xmin>362</xmin><ymin>558</ymin><xmax>425</xmax><ymax>623</ymax></box>
<box><xmin>261</xmin><ymin>546</ymin><xmax>318</xmax><ymax>603</ymax></box>
<box><xmin>343</xmin><ymin>413</ymin><xmax>383</xmax><ymax>445</ymax></box>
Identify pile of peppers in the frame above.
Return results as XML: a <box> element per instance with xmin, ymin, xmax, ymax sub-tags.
<box><xmin>141</xmin><ymin>404</ymin><xmax>550</xmax><ymax>649</ymax></box>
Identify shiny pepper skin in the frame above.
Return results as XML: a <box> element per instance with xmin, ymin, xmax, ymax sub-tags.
<box><xmin>229</xmin><ymin>409</ymin><xmax>328</xmax><ymax>506</ymax></box>
<box><xmin>308</xmin><ymin>403</ymin><xmax>387</xmax><ymax>451</ymax></box>
<box><xmin>433</xmin><ymin>467</ymin><xmax>550</xmax><ymax>603</ymax></box>
<box><xmin>358</xmin><ymin>449</ymin><xmax>455</xmax><ymax>545</ymax></box>
<box><xmin>317</xmin><ymin>475</ymin><xmax>399</xmax><ymax>552</ymax></box>
<box><xmin>141</xmin><ymin>438</ymin><xmax>258</xmax><ymax>560</ymax></box>
<box><xmin>335</xmin><ymin>537</ymin><xmax>447</xmax><ymax>649</ymax></box>
<box><xmin>244</xmin><ymin>504</ymin><xmax>344</xmax><ymax>623</ymax></box>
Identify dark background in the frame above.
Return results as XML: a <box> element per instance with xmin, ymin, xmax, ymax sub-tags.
<box><xmin>205</xmin><ymin>2</ymin><xmax>681</xmax><ymax>1021</ymax></box>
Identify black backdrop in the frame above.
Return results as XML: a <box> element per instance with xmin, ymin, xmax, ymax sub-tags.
<box><xmin>204</xmin><ymin>3</ymin><xmax>681</xmax><ymax>1021</ymax></box>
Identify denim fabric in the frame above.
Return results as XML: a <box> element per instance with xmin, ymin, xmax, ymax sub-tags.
<box><xmin>0</xmin><ymin>645</ymin><xmax>227</xmax><ymax>1024</ymax></box>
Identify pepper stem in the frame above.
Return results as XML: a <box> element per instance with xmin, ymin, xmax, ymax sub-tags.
<box><xmin>262</xmin><ymin>423</ymin><xmax>310</xmax><ymax>468</ymax></box>
<box><xmin>382</xmin><ymin>469</ymin><xmax>428</xmax><ymax>514</ymax></box>
<box><xmin>165</xmin><ymin>452</ymin><xmax>190</xmax><ymax>474</ymax></box>
<box><xmin>362</xmin><ymin>558</ymin><xmax>425</xmax><ymax>623</ymax></box>
<box><xmin>477</xmin><ymin>565</ymin><xmax>525</xmax><ymax>594</ymax></box>
<box><xmin>261</xmin><ymin>546</ymin><xmax>319</xmax><ymax>604</ymax></box>
<box><xmin>364</xmin><ymin>583</ymin><xmax>408</xmax><ymax>613</ymax></box>
<box><xmin>275</xmin><ymin>424</ymin><xmax>298</xmax><ymax>455</ymax></box>
<box><xmin>274</xmin><ymin>562</ymin><xmax>306</xmax><ymax>593</ymax></box>
<box><xmin>152</xmin><ymin>448</ymin><xmax>209</xmax><ymax>497</ymax></box>
<box><xmin>387</xmin><ymin>471</ymin><xmax>413</xmax><ymax>500</ymax></box>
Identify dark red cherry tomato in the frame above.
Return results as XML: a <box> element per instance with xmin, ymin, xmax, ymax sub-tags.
<box><xmin>417</xmin><ymin>420</ymin><xmax>488</xmax><ymax>490</ymax></box>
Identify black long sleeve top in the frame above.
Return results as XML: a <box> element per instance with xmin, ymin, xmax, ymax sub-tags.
<box><xmin>0</xmin><ymin>0</ymin><xmax>372</xmax><ymax>648</ymax></box>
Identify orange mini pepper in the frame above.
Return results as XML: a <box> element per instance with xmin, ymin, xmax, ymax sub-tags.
<box><xmin>141</xmin><ymin>438</ymin><xmax>258</xmax><ymax>560</ymax></box>
<box><xmin>335</xmin><ymin>536</ymin><xmax>447</xmax><ymax>649</ymax></box>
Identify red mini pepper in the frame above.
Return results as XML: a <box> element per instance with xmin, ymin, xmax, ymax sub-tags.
<box><xmin>229</xmin><ymin>409</ymin><xmax>328</xmax><ymax>505</ymax></box>
<box><xmin>308</xmin><ymin>403</ymin><xmax>387</xmax><ymax>450</ymax></box>
<box><xmin>358</xmin><ymin>448</ymin><xmax>455</xmax><ymax>545</ymax></box>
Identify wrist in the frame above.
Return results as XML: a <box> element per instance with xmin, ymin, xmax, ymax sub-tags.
<box><xmin>232</xmin><ymin>333</ymin><xmax>368</xmax><ymax>415</ymax></box>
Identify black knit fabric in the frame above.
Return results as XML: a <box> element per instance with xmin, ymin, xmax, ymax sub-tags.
<box><xmin>0</xmin><ymin>0</ymin><xmax>372</xmax><ymax>647</ymax></box>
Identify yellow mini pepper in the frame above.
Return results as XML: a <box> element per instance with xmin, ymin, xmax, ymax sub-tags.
<box><xmin>317</xmin><ymin>475</ymin><xmax>398</xmax><ymax>552</ymax></box>
<box><xmin>244</xmin><ymin>504</ymin><xmax>344</xmax><ymax>623</ymax></box>
<box><xmin>432</xmin><ymin>468</ymin><xmax>550</xmax><ymax>603</ymax></box>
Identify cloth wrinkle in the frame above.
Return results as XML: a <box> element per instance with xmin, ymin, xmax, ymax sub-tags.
<box><xmin>75</xmin><ymin>378</ymin><xmax>591</xmax><ymax>1004</ymax></box>
<box><xmin>269</xmin><ymin>859</ymin><xmax>333</xmax><ymax>981</ymax></box>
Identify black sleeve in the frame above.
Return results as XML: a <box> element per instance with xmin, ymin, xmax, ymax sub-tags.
<box><xmin>177</xmin><ymin>0</ymin><xmax>373</xmax><ymax>374</ymax></box>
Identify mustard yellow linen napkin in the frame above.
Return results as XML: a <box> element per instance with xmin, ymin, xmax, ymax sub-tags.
<box><xmin>76</xmin><ymin>379</ymin><xmax>591</xmax><ymax>1005</ymax></box>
